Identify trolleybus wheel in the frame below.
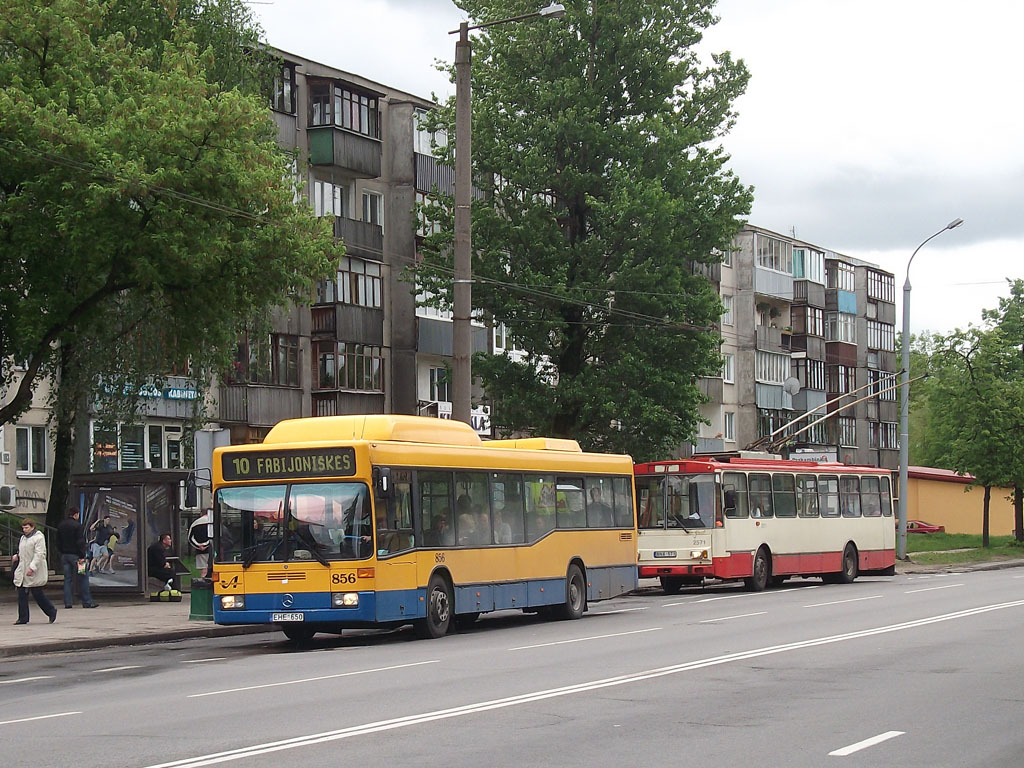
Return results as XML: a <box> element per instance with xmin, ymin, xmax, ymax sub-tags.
<box><xmin>556</xmin><ymin>564</ymin><xmax>586</xmax><ymax>620</ymax></box>
<box><xmin>281</xmin><ymin>625</ymin><xmax>316</xmax><ymax>642</ymax></box>
<box><xmin>416</xmin><ymin>573</ymin><xmax>453</xmax><ymax>639</ymax></box>
<box><xmin>744</xmin><ymin>548</ymin><xmax>770</xmax><ymax>592</ymax></box>
<box><xmin>839</xmin><ymin>544</ymin><xmax>858</xmax><ymax>584</ymax></box>
<box><xmin>660</xmin><ymin>576</ymin><xmax>684</xmax><ymax>595</ymax></box>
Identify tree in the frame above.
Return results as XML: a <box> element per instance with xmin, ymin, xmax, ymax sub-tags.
<box><xmin>417</xmin><ymin>0</ymin><xmax>751</xmax><ymax>461</ymax></box>
<box><xmin>917</xmin><ymin>280</ymin><xmax>1024</xmax><ymax>543</ymax></box>
<box><xmin>0</xmin><ymin>0</ymin><xmax>337</xmax><ymax>524</ymax></box>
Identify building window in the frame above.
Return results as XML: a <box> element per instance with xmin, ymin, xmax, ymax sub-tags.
<box><xmin>794</xmin><ymin>358</ymin><xmax>825</xmax><ymax>391</ymax></box>
<box><xmin>724</xmin><ymin>412</ymin><xmax>735</xmax><ymax>442</ymax></box>
<box><xmin>837</xmin><ymin>416</ymin><xmax>856</xmax><ymax>447</ymax></box>
<box><xmin>866</xmin><ymin>320</ymin><xmax>895</xmax><ymax>351</ymax></box>
<box><xmin>794</xmin><ymin>306</ymin><xmax>824</xmax><ymax>337</ymax></box>
<box><xmin>756</xmin><ymin>234</ymin><xmax>793</xmax><ymax>274</ymax></box>
<box><xmin>315</xmin><ymin>342</ymin><xmax>383</xmax><ymax>392</ymax></box>
<box><xmin>800</xmin><ymin>421</ymin><xmax>828</xmax><ymax>445</ymax></box>
<box><xmin>91</xmin><ymin>422</ymin><xmax>182</xmax><ymax>472</ymax></box>
<box><xmin>722</xmin><ymin>353</ymin><xmax>735</xmax><ymax>384</ymax></box>
<box><xmin>720</xmin><ymin>248</ymin><xmax>733</xmax><ymax>267</ymax></box>
<box><xmin>231</xmin><ymin>332</ymin><xmax>300</xmax><ymax>387</ymax></box>
<box><xmin>826</xmin><ymin>260</ymin><xmax>855</xmax><ymax>292</ymax></box>
<box><xmin>309</xmin><ymin>81</ymin><xmax>381</xmax><ymax>139</ymax></box>
<box><xmin>867</xmin><ymin>270</ymin><xmax>895</xmax><ymax>303</ymax></box>
<box><xmin>15</xmin><ymin>425</ymin><xmax>47</xmax><ymax>475</ymax></box>
<box><xmin>341</xmin><ymin>257</ymin><xmax>382</xmax><ymax>308</ymax></box>
<box><xmin>362</xmin><ymin>191</ymin><xmax>383</xmax><ymax>229</ymax></box>
<box><xmin>793</xmin><ymin>248</ymin><xmax>824</xmax><ymax>283</ymax></box>
<box><xmin>758</xmin><ymin>409</ymin><xmax>791</xmax><ymax>439</ymax></box>
<box><xmin>826</xmin><ymin>312</ymin><xmax>856</xmax><ymax>343</ymax></box>
<box><xmin>271</xmin><ymin>63</ymin><xmax>296</xmax><ymax>114</ymax></box>
<box><xmin>826</xmin><ymin>364</ymin><xmax>856</xmax><ymax>394</ymax></box>
<box><xmin>415</xmin><ymin>191</ymin><xmax>442</xmax><ymax>236</ymax></box>
<box><xmin>868</xmin><ymin>369</ymin><xmax>898</xmax><ymax>401</ymax></box>
<box><xmin>756</xmin><ymin>351</ymin><xmax>789</xmax><ymax>384</ymax></box>
<box><xmin>721</xmin><ymin>294</ymin><xmax>734</xmax><ymax>326</ymax></box>
<box><xmin>494</xmin><ymin>323</ymin><xmax>524</xmax><ymax>354</ymax></box>
<box><xmin>414</xmin><ymin>108</ymin><xmax>447</xmax><ymax>155</ymax></box>
<box><xmin>429</xmin><ymin>367</ymin><xmax>450</xmax><ymax>402</ymax></box>
<box><xmin>313</xmin><ymin>180</ymin><xmax>345</xmax><ymax>218</ymax></box>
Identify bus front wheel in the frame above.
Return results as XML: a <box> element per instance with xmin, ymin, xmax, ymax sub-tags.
<box><xmin>281</xmin><ymin>624</ymin><xmax>316</xmax><ymax>642</ymax></box>
<box><xmin>416</xmin><ymin>574</ymin><xmax>453</xmax><ymax>639</ymax></box>
<box><xmin>744</xmin><ymin>548</ymin><xmax>770</xmax><ymax>592</ymax></box>
<box><xmin>660</xmin><ymin>576</ymin><xmax>684</xmax><ymax>595</ymax></box>
<box><xmin>839</xmin><ymin>544</ymin><xmax>858</xmax><ymax>584</ymax></box>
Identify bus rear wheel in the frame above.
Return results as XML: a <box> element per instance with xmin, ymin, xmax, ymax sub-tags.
<box><xmin>555</xmin><ymin>564</ymin><xmax>586</xmax><ymax>620</ymax></box>
<box><xmin>660</xmin><ymin>576</ymin><xmax>684</xmax><ymax>595</ymax></box>
<box><xmin>281</xmin><ymin>625</ymin><xmax>316</xmax><ymax>642</ymax></box>
<box><xmin>744</xmin><ymin>548</ymin><xmax>770</xmax><ymax>592</ymax></box>
<box><xmin>416</xmin><ymin>574</ymin><xmax>453</xmax><ymax>639</ymax></box>
<box><xmin>838</xmin><ymin>544</ymin><xmax>858</xmax><ymax>584</ymax></box>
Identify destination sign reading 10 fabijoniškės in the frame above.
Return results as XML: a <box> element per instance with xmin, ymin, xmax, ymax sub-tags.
<box><xmin>221</xmin><ymin>447</ymin><xmax>357</xmax><ymax>481</ymax></box>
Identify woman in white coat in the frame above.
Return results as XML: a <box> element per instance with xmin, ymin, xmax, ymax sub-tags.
<box><xmin>12</xmin><ymin>518</ymin><xmax>57</xmax><ymax>625</ymax></box>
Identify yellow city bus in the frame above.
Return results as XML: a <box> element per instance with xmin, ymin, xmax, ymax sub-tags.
<box><xmin>211</xmin><ymin>415</ymin><xmax>637</xmax><ymax>640</ymax></box>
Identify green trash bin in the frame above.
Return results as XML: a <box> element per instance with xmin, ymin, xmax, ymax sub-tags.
<box><xmin>189</xmin><ymin>577</ymin><xmax>214</xmax><ymax>621</ymax></box>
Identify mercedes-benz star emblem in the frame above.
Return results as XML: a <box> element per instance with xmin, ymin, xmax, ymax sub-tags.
<box><xmin>282</xmin><ymin>594</ymin><xmax>294</xmax><ymax>608</ymax></box>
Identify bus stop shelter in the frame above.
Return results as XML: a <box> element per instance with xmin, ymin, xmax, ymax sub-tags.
<box><xmin>70</xmin><ymin>469</ymin><xmax>191</xmax><ymax>595</ymax></box>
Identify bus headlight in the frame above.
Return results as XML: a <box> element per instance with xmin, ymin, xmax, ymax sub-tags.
<box><xmin>220</xmin><ymin>595</ymin><xmax>245</xmax><ymax>610</ymax></box>
<box><xmin>332</xmin><ymin>592</ymin><xmax>359</xmax><ymax>608</ymax></box>
<box><xmin>690</xmin><ymin>549</ymin><xmax>709</xmax><ymax>560</ymax></box>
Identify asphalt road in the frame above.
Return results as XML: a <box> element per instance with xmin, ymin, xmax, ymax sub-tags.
<box><xmin>3</xmin><ymin>569</ymin><xmax>1023</xmax><ymax>768</ymax></box>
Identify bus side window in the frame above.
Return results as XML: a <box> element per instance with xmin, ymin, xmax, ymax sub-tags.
<box><xmin>612</xmin><ymin>477</ymin><xmax>633</xmax><ymax>527</ymax></box>
<box><xmin>524</xmin><ymin>474</ymin><xmax>556</xmax><ymax>541</ymax></box>
<box><xmin>818</xmin><ymin>475</ymin><xmax>840</xmax><ymax>518</ymax></box>
<box><xmin>880</xmin><ymin>475</ymin><xmax>893</xmax><ymax>517</ymax></box>
<box><xmin>749</xmin><ymin>473</ymin><xmax>773</xmax><ymax>518</ymax></box>
<box><xmin>490</xmin><ymin>473</ymin><xmax>525</xmax><ymax>544</ymax></box>
<box><xmin>796</xmin><ymin>474</ymin><xmax>819</xmax><ymax>517</ymax></box>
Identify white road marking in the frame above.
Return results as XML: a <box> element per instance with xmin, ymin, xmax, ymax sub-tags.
<box><xmin>0</xmin><ymin>712</ymin><xmax>81</xmax><ymax>727</ymax></box>
<box><xmin>0</xmin><ymin>676</ymin><xmax>53</xmax><ymax>685</ymax></box>
<box><xmin>592</xmin><ymin>607</ymin><xmax>648</xmax><ymax>615</ymax></box>
<box><xmin>150</xmin><ymin>599</ymin><xmax>1024</xmax><ymax>768</ymax></box>
<box><xmin>695</xmin><ymin>585</ymin><xmax>820</xmax><ymax>604</ymax></box>
<box><xmin>663</xmin><ymin>601</ymin><xmax>697</xmax><ymax>607</ymax></box>
<box><xmin>829</xmin><ymin>730</ymin><xmax>905</xmax><ymax>756</ymax></box>
<box><xmin>188</xmin><ymin>660</ymin><xmax>439</xmax><ymax>698</ymax></box>
<box><xmin>804</xmin><ymin>595</ymin><xmax>884</xmax><ymax>608</ymax></box>
<box><xmin>699</xmin><ymin>611</ymin><xmax>766</xmax><ymax>623</ymax></box>
<box><xmin>509</xmin><ymin>628</ymin><xmax>661</xmax><ymax>650</ymax></box>
<box><xmin>905</xmin><ymin>584</ymin><xmax>964</xmax><ymax>594</ymax></box>
<box><xmin>181</xmin><ymin>658</ymin><xmax>227</xmax><ymax>664</ymax></box>
<box><xmin>92</xmin><ymin>665</ymin><xmax>142</xmax><ymax>673</ymax></box>
<box><xmin>1013</xmin><ymin>575</ymin><xmax>1024</xmax><ymax>579</ymax></box>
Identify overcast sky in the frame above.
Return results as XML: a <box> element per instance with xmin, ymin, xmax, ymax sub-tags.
<box><xmin>251</xmin><ymin>0</ymin><xmax>1023</xmax><ymax>335</ymax></box>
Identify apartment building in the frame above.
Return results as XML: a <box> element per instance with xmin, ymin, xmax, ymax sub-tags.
<box><xmin>216</xmin><ymin>49</ymin><xmax>490</xmax><ymax>445</ymax></box>
<box><xmin>695</xmin><ymin>225</ymin><xmax>899</xmax><ymax>469</ymax></box>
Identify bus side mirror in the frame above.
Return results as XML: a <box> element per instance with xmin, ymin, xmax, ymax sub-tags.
<box><xmin>724</xmin><ymin>489</ymin><xmax>737</xmax><ymax>512</ymax></box>
<box><xmin>373</xmin><ymin>467</ymin><xmax>393</xmax><ymax>498</ymax></box>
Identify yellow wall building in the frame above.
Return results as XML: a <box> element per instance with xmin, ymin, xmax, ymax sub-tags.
<box><xmin>908</xmin><ymin>466</ymin><xmax>1016</xmax><ymax>535</ymax></box>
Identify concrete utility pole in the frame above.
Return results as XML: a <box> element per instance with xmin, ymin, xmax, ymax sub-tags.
<box><xmin>898</xmin><ymin>217</ymin><xmax>963</xmax><ymax>559</ymax></box>
<box><xmin>449</xmin><ymin>3</ymin><xmax>565</xmax><ymax>426</ymax></box>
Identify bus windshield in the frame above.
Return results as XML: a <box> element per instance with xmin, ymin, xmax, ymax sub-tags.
<box><xmin>215</xmin><ymin>482</ymin><xmax>372</xmax><ymax>564</ymax></box>
<box><xmin>636</xmin><ymin>473</ymin><xmax>716</xmax><ymax>529</ymax></box>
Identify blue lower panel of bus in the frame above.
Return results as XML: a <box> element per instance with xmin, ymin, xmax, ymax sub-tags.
<box><xmin>213</xmin><ymin>565</ymin><xmax>637</xmax><ymax>626</ymax></box>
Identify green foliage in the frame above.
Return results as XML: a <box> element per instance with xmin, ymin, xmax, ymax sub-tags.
<box><xmin>417</xmin><ymin>0</ymin><xmax>752</xmax><ymax>461</ymax></box>
<box><xmin>0</xmin><ymin>0</ymin><xmax>339</xmax><ymax>427</ymax></box>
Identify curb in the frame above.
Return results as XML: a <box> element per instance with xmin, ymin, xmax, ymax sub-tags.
<box><xmin>0</xmin><ymin>623</ymin><xmax>277</xmax><ymax>659</ymax></box>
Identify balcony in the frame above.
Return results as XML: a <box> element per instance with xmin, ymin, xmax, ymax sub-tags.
<box><xmin>311</xmin><ymin>306</ymin><xmax>336</xmax><ymax>336</ymax></box>
<box><xmin>755</xmin><ymin>325</ymin><xmax>791</xmax><ymax>354</ymax></box>
<box><xmin>793</xmin><ymin>280</ymin><xmax>825</xmax><ymax>308</ymax></box>
<box><xmin>308</xmin><ymin>126</ymin><xmax>381</xmax><ymax>178</ymax></box>
<box><xmin>218</xmin><ymin>384</ymin><xmax>303</xmax><ymax>427</ymax></box>
<box><xmin>698</xmin><ymin>376</ymin><xmax>724</xmax><ymax>401</ymax></box>
<box><xmin>334</xmin><ymin>216</ymin><xmax>383</xmax><ymax>259</ymax></box>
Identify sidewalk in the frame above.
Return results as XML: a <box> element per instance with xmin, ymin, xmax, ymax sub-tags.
<box><xmin>0</xmin><ymin>590</ymin><xmax>272</xmax><ymax>659</ymax></box>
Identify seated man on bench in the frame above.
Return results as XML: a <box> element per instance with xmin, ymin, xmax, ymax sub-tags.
<box><xmin>147</xmin><ymin>532</ymin><xmax>180</xmax><ymax>591</ymax></box>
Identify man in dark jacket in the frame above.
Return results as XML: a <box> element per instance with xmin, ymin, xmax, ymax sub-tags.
<box><xmin>147</xmin><ymin>532</ymin><xmax>180</xmax><ymax>590</ymax></box>
<box><xmin>56</xmin><ymin>507</ymin><xmax>98</xmax><ymax>609</ymax></box>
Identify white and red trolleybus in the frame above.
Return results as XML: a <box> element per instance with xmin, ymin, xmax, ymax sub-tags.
<box><xmin>635</xmin><ymin>455</ymin><xmax>896</xmax><ymax>594</ymax></box>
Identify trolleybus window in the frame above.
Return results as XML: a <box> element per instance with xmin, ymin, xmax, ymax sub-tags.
<box><xmin>749</xmin><ymin>473</ymin><xmax>774</xmax><ymax>517</ymax></box>
<box><xmin>772</xmin><ymin>473</ymin><xmax>797</xmax><ymax>517</ymax></box>
<box><xmin>861</xmin><ymin>476</ymin><xmax>882</xmax><ymax>517</ymax></box>
<box><xmin>796</xmin><ymin>474</ymin><xmax>820</xmax><ymax>517</ymax></box>
<box><xmin>818</xmin><ymin>475</ymin><xmax>840</xmax><ymax>518</ymax></box>
<box><xmin>880</xmin><ymin>475</ymin><xmax>893</xmax><ymax>516</ymax></box>
<box><xmin>722</xmin><ymin>472</ymin><xmax>749</xmax><ymax>518</ymax></box>
<box><xmin>840</xmin><ymin>475</ymin><xmax>861</xmax><ymax>517</ymax></box>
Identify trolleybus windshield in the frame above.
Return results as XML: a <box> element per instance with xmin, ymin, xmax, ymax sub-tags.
<box><xmin>636</xmin><ymin>473</ymin><xmax>716</xmax><ymax>529</ymax></box>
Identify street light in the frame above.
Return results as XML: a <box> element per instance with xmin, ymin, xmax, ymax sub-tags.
<box><xmin>449</xmin><ymin>3</ymin><xmax>565</xmax><ymax>426</ymax></box>
<box><xmin>897</xmin><ymin>217</ymin><xmax>963</xmax><ymax>559</ymax></box>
